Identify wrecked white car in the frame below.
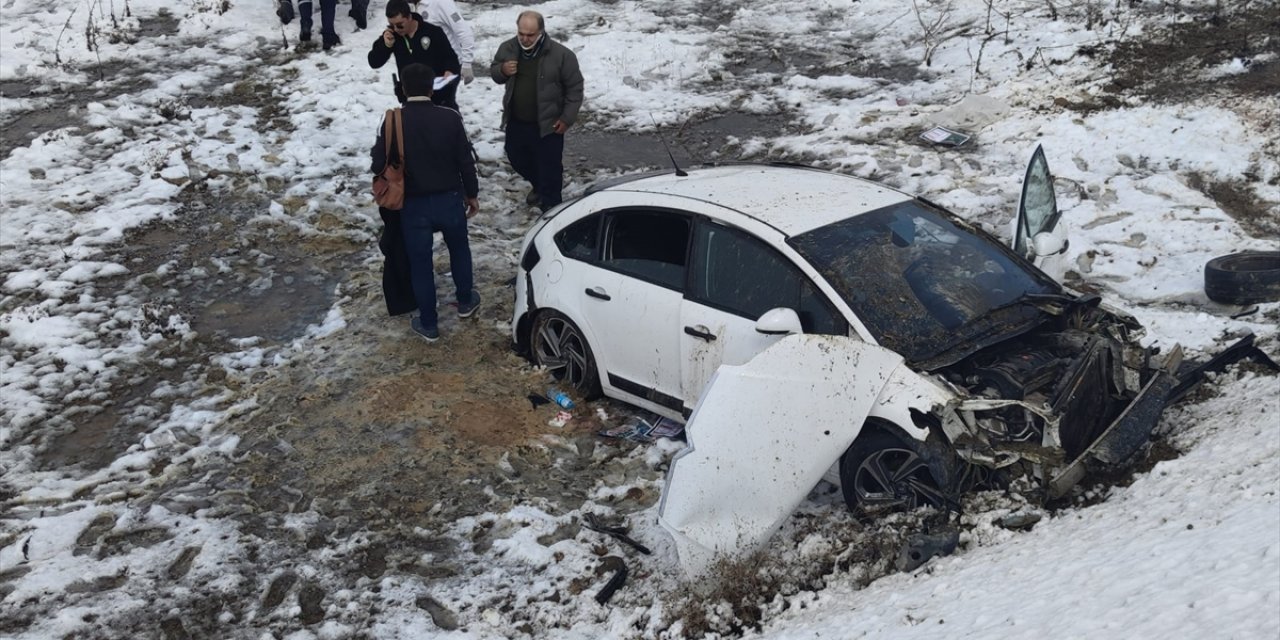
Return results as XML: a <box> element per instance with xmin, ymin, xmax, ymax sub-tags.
<box><xmin>510</xmin><ymin>156</ymin><xmax>1263</xmax><ymax>572</ymax></box>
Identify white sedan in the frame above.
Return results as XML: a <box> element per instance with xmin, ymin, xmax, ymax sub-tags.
<box><xmin>510</xmin><ymin>156</ymin><xmax>1181</xmax><ymax>571</ymax></box>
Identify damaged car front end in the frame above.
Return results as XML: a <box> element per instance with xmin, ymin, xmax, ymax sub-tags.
<box><xmin>933</xmin><ymin>294</ymin><xmax>1177</xmax><ymax>499</ymax></box>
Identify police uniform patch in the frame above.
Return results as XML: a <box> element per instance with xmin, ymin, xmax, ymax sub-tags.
<box><xmin>450</xmin><ymin>12</ymin><xmax>461</xmax><ymax>22</ymax></box>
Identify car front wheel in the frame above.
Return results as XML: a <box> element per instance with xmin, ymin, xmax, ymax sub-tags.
<box><xmin>840</xmin><ymin>427</ymin><xmax>948</xmax><ymax>513</ymax></box>
<box><xmin>530</xmin><ymin>310</ymin><xmax>602</xmax><ymax>399</ymax></box>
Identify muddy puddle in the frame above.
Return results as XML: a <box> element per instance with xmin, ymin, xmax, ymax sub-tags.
<box><xmin>128</xmin><ymin>199</ymin><xmax>359</xmax><ymax>344</ymax></box>
<box><xmin>43</xmin><ymin>375</ymin><xmax>185</xmax><ymax>471</ymax></box>
<box><xmin>136</xmin><ymin>10</ymin><xmax>180</xmax><ymax>39</ymax></box>
<box><xmin>0</xmin><ymin>60</ymin><xmax>157</xmax><ymax>159</ymax></box>
<box><xmin>0</xmin><ymin>10</ymin><xmax>274</xmax><ymax>160</ymax></box>
<box><xmin>34</xmin><ymin>194</ymin><xmax>363</xmax><ymax>473</ymax></box>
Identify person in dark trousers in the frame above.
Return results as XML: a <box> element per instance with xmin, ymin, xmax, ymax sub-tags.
<box><xmin>368</xmin><ymin>0</ymin><xmax>462</xmax><ymax>109</ymax></box>
<box><xmin>490</xmin><ymin>10</ymin><xmax>584</xmax><ymax>212</ymax></box>
<box><xmin>376</xmin><ymin>206</ymin><xmax>416</xmax><ymax>317</ymax></box>
<box><xmin>277</xmin><ymin>0</ymin><xmax>342</xmax><ymax>50</ymax></box>
<box><xmin>371</xmin><ymin>64</ymin><xmax>481</xmax><ymax>343</ymax></box>
<box><xmin>349</xmin><ymin>0</ymin><xmax>370</xmax><ymax>30</ymax></box>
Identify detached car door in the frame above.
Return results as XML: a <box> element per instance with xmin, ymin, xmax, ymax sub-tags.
<box><xmin>679</xmin><ymin>219</ymin><xmax>848</xmax><ymax>407</ymax></box>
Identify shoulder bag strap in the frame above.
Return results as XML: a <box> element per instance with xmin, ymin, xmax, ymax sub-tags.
<box><xmin>382</xmin><ymin>109</ymin><xmax>396</xmax><ymax>164</ymax></box>
<box><xmin>393</xmin><ymin>108</ymin><xmax>405</xmax><ymax>167</ymax></box>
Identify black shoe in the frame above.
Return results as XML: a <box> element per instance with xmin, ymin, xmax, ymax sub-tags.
<box><xmin>411</xmin><ymin>317</ymin><xmax>440</xmax><ymax>343</ymax></box>
<box><xmin>323</xmin><ymin>35</ymin><xmax>341</xmax><ymax>50</ymax></box>
<box><xmin>525</xmin><ymin>189</ymin><xmax>539</xmax><ymax>206</ymax></box>
<box><xmin>457</xmin><ymin>291</ymin><xmax>481</xmax><ymax>318</ymax></box>
<box><xmin>300</xmin><ymin>31</ymin><xmax>311</xmax><ymax>42</ymax></box>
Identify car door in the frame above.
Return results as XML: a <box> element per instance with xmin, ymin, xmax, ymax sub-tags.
<box><xmin>679</xmin><ymin>220</ymin><xmax>848</xmax><ymax>407</ymax></box>
<box><xmin>571</xmin><ymin>208</ymin><xmax>690</xmax><ymax>412</ymax></box>
<box><xmin>1012</xmin><ymin>144</ymin><xmax>1069</xmax><ymax>276</ymax></box>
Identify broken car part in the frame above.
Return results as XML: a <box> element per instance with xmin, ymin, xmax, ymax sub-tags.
<box><xmin>594</xmin><ymin>556</ymin><xmax>628</xmax><ymax>605</ymax></box>
<box><xmin>895</xmin><ymin>530</ymin><xmax>961</xmax><ymax>572</ymax></box>
<box><xmin>582</xmin><ymin>513</ymin><xmax>651</xmax><ymax>555</ymax></box>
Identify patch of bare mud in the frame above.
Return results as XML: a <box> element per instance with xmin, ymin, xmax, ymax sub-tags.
<box><xmin>570</xmin><ymin>112</ymin><xmax>798</xmax><ymax>171</ymax></box>
<box><xmin>1104</xmin><ymin>4</ymin><xmax>1280</xmax><ymax>101</ymax></box>
<box><xmin>1185</xmin><ymin>173</ymin><xmax>1280</xmax><ymax>239</ymax></box>
<box><xmin>228</xmin><ymin>275</ymin><xmax>656</xmax><ymax>532</ymax></box>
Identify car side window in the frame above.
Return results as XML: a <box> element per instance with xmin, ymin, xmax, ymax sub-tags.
<box><xmin>601</xmin><ymin>210</ymin><xmax>690</xmax><ymax>290</ymax></box>
<box><xmin>691</xmin><ymin>222</ymin><xmax>847</xmax><ymax>335</ymax></box>
<box><xmin>555</xmin><ymin>214</ymin><xmax>601</xmax><ymax>262</ymax></box>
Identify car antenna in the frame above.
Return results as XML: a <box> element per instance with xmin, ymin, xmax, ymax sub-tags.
<box><xmin>649</xmin><ymin>113</ymin><xmax>687</xmax><ymax>177</ymax></box>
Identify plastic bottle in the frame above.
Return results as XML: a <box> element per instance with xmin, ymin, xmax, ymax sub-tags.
<box><xmin>548</xmin><ymin>388</ymin><xmax>575</xmax><ymax>409</ymax></box>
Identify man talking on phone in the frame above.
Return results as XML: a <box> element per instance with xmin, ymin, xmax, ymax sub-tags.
<box><xmin>368</xmin><ymin>0</ymin><xmax>462</xmax><ymax>109</ymax></box>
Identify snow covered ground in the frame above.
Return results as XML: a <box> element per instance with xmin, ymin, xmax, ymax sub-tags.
<box><xmin>1</xmin><ymin>0</ymin><xmax>1277</xmax><ymax>637</ymax></box>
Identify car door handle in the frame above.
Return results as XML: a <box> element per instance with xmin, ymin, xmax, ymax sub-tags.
<box><xmin>585</xmin><ymin>287</ymin><xmax>611</xmax><ymax>301</ymax></box>
<box><xmin>683</xmin><ymin>325</ymin><xmax>716</xmax><ymax>342</ymax></box>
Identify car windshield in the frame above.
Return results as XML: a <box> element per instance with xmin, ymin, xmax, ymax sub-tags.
<box><xmin>789</xmin><ymin>200</ymin><xmax>1059</xmax><ymax>363</ymax></box>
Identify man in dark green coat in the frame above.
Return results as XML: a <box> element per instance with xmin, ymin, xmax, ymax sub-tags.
<box><xmin>489</xmin><ymin>10</ymin><xmax>584</xmax><ymax>212</ymax></box>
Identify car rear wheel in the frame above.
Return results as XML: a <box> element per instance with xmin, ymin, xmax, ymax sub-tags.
<box><xmin>531</xmin><ymin>310</ymin><xmax>602</xmax><ymax>399</ymax></box>
<box><xmin>840</xmin><ymin>427</ymin><xmax>947</xmax><ymax>513</ymax></box>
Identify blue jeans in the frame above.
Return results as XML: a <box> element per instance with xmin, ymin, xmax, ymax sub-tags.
<box><xmin>400</xmin><ymin>191</ymin><xmax>473</xmax><ymax>328</ymax></box>
<box><xmin>504</xmin><ymin>120</ymin><xmax>565</xmax><ymax>210</ymax></box>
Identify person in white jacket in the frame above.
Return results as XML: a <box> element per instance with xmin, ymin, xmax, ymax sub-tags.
<box><xmin>413</xmin><ymin>0</ymin><xmax>477</xmax><ymax>83</ymax></box>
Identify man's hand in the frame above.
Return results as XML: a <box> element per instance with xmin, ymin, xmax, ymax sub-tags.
<box><xmin>464</xmin><ymin>197</ymin><xmax>480</xmax><ymax>219</ymax></box>
<box><xmin>382</xmin><ymin>29</ymin><xmax>395</xmax><ymax>48</ymax></box>
<box><xmin>552</xmin><ymin>120</ymin><xmax>570</xmax><ymax>135</ymax></box>
<box><xmin>461</xmin><ymin>66</ymin><xmax>475</xmax><ymax>84</ymax></box>
<box><xmin>501</xmin><ymin>60</ymin><xmax>518</xmax><ymax>77</ymax></box>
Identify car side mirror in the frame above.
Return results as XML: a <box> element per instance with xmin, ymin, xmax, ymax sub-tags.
<box><xmin>1031</xmin><ymin>229</ymin><xmax>1068</xmax><ymax>257</ymax></box>
<box><xmin>755</xmin><ymin>308</ymin><xmax>803</xmax><ymax>335</ymax></box>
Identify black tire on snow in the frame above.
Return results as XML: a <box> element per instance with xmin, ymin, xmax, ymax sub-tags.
<box><xmin>1204</xmin><ymin>251</ymin><xmax>1280</xmax><ymax>305</ymax></box>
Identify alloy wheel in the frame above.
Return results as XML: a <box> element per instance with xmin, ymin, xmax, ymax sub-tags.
<box><xmin>533</xmin><ymin>316</ymin><xmax>592</xmax><ymax>391</ymax></box>
<box><xmin>852</xmin><ymin>447</ymin><xmax>946</xmax><ymax>510</ymax></box>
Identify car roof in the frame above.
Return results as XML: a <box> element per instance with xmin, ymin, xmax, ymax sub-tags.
<box><xmin>592</xmin><ymin>164</ymin><xmax>915</xmax><ymax>236</ymax></box>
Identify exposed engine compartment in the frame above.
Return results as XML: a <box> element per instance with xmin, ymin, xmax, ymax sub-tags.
<box><xmin>939</xmin><ymin>304</ymin><xmax>1155</xmax><ymax>465</ymax></box>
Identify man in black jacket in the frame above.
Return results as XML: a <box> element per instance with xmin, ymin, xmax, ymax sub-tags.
<box><xmin>371</xmin><ymin>64</ymin><xmax>480</xmax><ymax>343</ymax></box>
<box><xmin>368</xmin><ymin>0</ymin><xmax>462</xmax><ymax>109</ymax></box>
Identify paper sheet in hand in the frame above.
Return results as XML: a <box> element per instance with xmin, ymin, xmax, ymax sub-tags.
<box><xmin>433</xmin><ymin>75</ymin><xmax>459</xmax><ymax>91</ymax></box>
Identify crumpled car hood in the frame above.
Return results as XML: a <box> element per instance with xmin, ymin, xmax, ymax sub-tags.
<box><xmin>658</xmin><ymin>334</ymin><xmax>906</xmax><ymax>576</ymax></box>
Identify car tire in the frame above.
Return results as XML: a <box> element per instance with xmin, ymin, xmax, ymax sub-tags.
<box><xmin>530</xmin><ymin>310</ymin><xmax>603</xmax><ymax>399</ymax></box>
<box><xmin>839</xmin><ymin>425</ymin><xmax>947</xmax><ymax>513</ymax></box>
<box><xmin>1204</xmin><ymin>251</ymin><xmax>1280</xmax><ymax>305</ymax></box>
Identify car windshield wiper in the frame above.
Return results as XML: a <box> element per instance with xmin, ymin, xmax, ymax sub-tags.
<box><xmin>916</xmin><ymin>293</ymin><xmax>1075</xmax><ymax>369</ymax></box>
<box><xmin>982</xmin><ymin>290</ymin><xmax>1079</xmax><ymax>317</ymax></box>
<box><xmin>949</xmin><ymin>291</ymin><xmax>1075</xmax><ymax>346</ymax></box>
